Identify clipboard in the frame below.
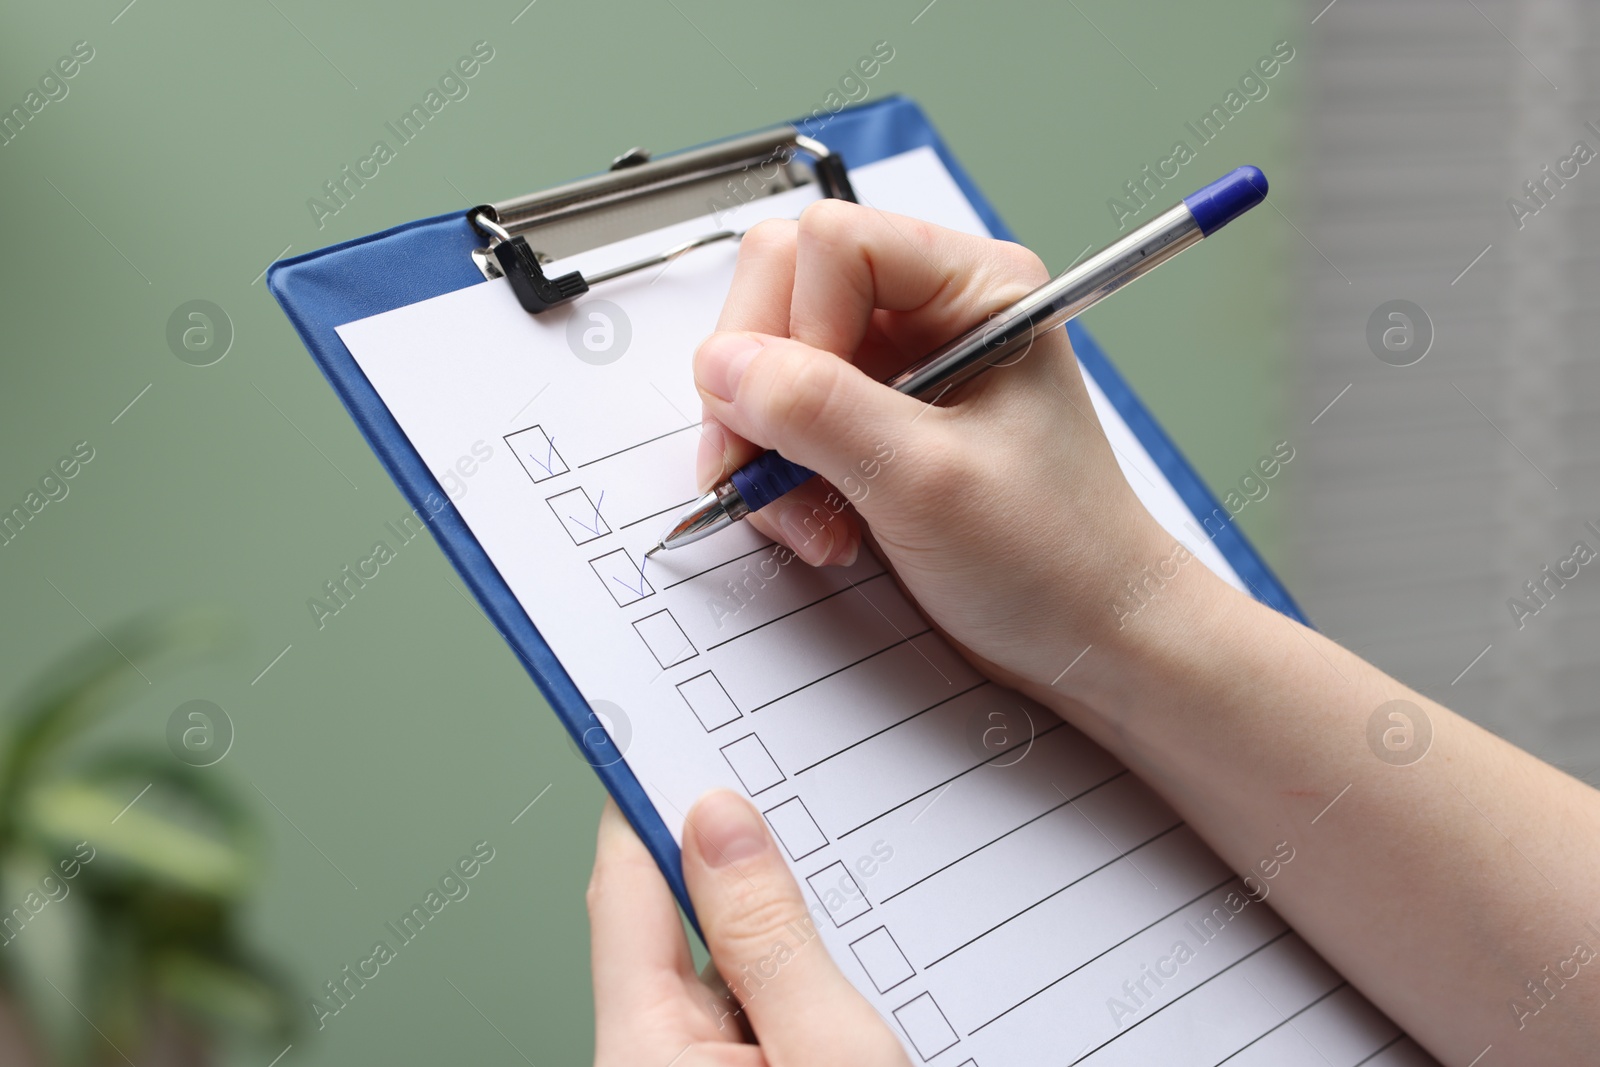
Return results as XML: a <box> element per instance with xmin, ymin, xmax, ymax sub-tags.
<box><xmin>268</xmin><ymin>94</ymin><xmax>1307</xmax><ymax>916</ymax></box>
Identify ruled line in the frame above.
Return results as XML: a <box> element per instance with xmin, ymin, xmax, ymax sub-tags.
<box><xmin>880</xmin><ymin>769</ymin><xmax>1130</xmax><ymax>904</ymax></box>
<box><xmin>1063</xmin><ymin>931</ymin><xmax>1295</xmax><ymax>1065</ymax></box>
<box><xmin>747</xmin><ymin>628</ymin><xmax>935</xmax><ymax>714</ymax></box>
<box><xmin>702</xmin><ymin>571</ymin><xmax>891</xmax><ymax>651</ymax></box>
<box><xmin>836</xmin><ymin>721</ymin><xmax>1070</xmax><ymax>839</ymax></box>
<box><xmin>662</xmin><ymin>542</ymin><xmax>777</xmax><ymax>589</ymax></box>
<box><xmin>968</xmin><ymin>871</ymin><xmax>1233</xmax><ymax>1034</ymax></box>
<box><xmin>792</xmin><ymin>681</ymin><xmax>992</xmax><ymax>776</ymax></box>
<box><xmin>927</xmin><ymin>820</ymin><xmax>1186</xmax><ymax>970</ymax></box>
<box><xmin>576</xmin><ymin>422</ymin><xmax>696</xmax><ymax>468</ymax></box>
<box><xmin>1349</xmin><ymin>1034</ymin><xmax>1407</xmax><ymax>1066</ymax></box>
<box><xmin>1213</xmin><ymin>981</ymin><xmax>1350</xmax><ymax>1065</ymax></box>
<box><xmin>621</xmin><ymin>496</ymin><xmax>698</xmax><ymax>530</ymax></box>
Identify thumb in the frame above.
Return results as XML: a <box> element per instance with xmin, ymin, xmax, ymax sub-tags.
<box><xmin>693</xmin><ymin>331</ymin><xmax>929</xmax><ymax>510</ymax></box>
<box><xmin>681</xmin><ymin>789</ymin><xmax>906</xmax><ymax>1065</ymax></box>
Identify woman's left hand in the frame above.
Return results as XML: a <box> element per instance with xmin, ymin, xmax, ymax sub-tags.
<box><xmin>587</xmin><ymin>791</ymin><xmax>911</xmax><ymax>1067</ymax></box>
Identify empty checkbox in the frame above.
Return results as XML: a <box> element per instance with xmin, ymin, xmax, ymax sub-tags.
<box><xmin>805</xmin><ymin>860</ymin><xmax>872</xmax><ymax>927</ymax></box>
<box><xmin>590</xmin><ymin>548</ymin><xmax>654</xmax><ymax>606</ymax></box>
<box><xmin>546</xmin><ymin>487</ymin><xmax>610</xmax><ymax>545</ymax></box>
<box><xmin>719</xmin><ymin>733</ymin><xmax>784</xmax><ymax>795</ymax></box>
<box><xmin>506</xmin><ymin>424</ymin><xmax>568</xmax><ymax>483</ymax></box>
<box><xmin>677</xmin><ymin>671</ymin><xmax>741</xmax><ymax>731</ymax></box>
<box><xmin>848</xmin><ymin>926</ymin><xmax>915</xmax><ymax>994</ymax></box>
<box><xmin>763</xmin><ymin>796</ymin><xmax>827</xmax><ymax>861</ymax></box>
<box><xmin>633</xmin><ymin>609</ymin><xmax>695</xmax><ymax>669</ymax></box>
<box><xmin>892</xmin><ymin>993</ymin><xmax>959</xmax><ymax>1062</ymax></box>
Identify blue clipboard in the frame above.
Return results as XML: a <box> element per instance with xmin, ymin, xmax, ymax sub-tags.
<box><xmin>268</xmin><ymin>94</ymin><xmax>1306</xmax><ymax>920</ymax></box>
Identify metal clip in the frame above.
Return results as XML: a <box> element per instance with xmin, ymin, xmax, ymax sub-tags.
<box><xmin>466</xmin><ymin>127</ymin><xmax>855</xmax><ymax>314</ymax></box>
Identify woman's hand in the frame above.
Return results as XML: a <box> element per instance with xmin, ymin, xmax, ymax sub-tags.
<box><xmin>686</xmin><ymin>199</ymin><xmax>1600</xmax><ymax>1066</ymax></box>
<box><xmin>588</xmin><ymin>792</ymin><xmax>910</xmax><ymax>1067</ymax></box>
<box><xmin>691</xmin><ymin>200</ymin><xmax>1225</xmax><ymax>712</ymax></box>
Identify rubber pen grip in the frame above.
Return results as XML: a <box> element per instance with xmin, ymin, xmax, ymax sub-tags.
<box><xmin>729</xmin><ymin>452</ymin><xmax>815</xmax><ymax>512</ymax></box>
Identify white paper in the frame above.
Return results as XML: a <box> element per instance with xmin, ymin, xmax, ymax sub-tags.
<box><xmin>337</xmin><ymin>147</ymin><xmax>1429</xmax><ymax>1066</ymax></box>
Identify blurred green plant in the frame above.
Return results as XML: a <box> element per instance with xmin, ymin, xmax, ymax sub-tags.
<box><xmin>0</xmin><ymin>612</ymin><xmax>296</xmax><ymax>1066</ymax></box>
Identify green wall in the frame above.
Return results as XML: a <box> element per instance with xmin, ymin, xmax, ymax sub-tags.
<box><xmin>0</xmin><ymin>1</ymin><xmax>1298</xmax><ymax>1062</ymax></box>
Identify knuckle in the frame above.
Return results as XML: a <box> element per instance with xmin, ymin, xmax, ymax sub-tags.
<box><xmin>740</xmin><ymin>217</ymin><xmax>796</xmax><ymax>260</ymax></box>
<box><xmin>583</xmin><ymin>849</ymin><xmax>638</xmax><ymax>920</ymax></box>
<box><xmin>992</xmin><ymin>240</ymin><xmax>1051</xmax><ymax>291</ymax></box>
<box><xmin>711</xmin><ymin>880</ymin><xmax>805</xmax><ymax>959</ymax></box>
<box><xmin>797</xmin><ymin>197</ymin><xmax>863</xmax><ymax>250</ymax></box>
<box><xmin>998</xmin><ymin>241</ymin><xmax>1049</xmax><ymax>286</ymax></box>
<box><xmin>756</xmin><ymin>348</ymin><xmax>840</xmax><ymax>443</ymax></box>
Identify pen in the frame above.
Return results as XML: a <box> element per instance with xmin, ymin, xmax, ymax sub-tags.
<box><xmin>645</xmin><ymin>165</ymin><xmax>1269</xmax><ymax>556</ymax></box>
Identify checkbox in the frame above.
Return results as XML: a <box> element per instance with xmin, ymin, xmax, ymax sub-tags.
<box><xmin>763</xmin><ymin>796</ymin><xmax>827</xmax><ymax>861</ymax></box>
<box><xmin>892</xmin><ymin>993</ymin><xmax>959</xmax><ymax>1062</ymax></box>
<box><xmin>546</xmin><ymin>487</ymin><xmax>610</xmax><ymax>545</ymax></box>
<box><xmin>590</xmin><ymin>548</ymin><xmax>654</xmax><ymax>607</ymax></box>
<box><xmin>506</xmin><ymin>424</ymin><xmax>568</xmax><ymax>482</ymax></box>
<box><xmin>677</xmin><ymin>671</ymin><xmax>741</xmax><ymax>732</ymax></box>
<box><xmin>719</xmin><ymin>733</ymin><xmax>784</xmax><ymax>796</ymax></box>
<box><xmin>805</xmin><ymin>860</ymin><xmax>872</xmax><ymax>927</ymax></box>
<box><xmin>848</xmin><ymin>926</ymin><xmax>915</xmax><ymax>994</ymax></box>
<box><xmin>633</xmin><ymin>609</ymin><xmax>695</xmax><ymax>669</ymax></box>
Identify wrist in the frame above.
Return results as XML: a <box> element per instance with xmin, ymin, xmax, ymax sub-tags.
<box><xmin>1034</xmin><ymin>546</ymin><xmax>1263</xmax><ymax>749</ymax></box>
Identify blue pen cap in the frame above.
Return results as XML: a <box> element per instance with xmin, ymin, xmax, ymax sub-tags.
<box><xmin>1182</xmin><ymin>166</ymin><xmax>1268</xmax><ymax>236</ymax></box>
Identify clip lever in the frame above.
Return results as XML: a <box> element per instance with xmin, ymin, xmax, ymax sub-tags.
<box><xmin>492</xmin><ymin>237</ymin><xmax>590</xmax><ymax>314</ymax></box>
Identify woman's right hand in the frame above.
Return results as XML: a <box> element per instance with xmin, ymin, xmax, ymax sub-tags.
<box><xmin>691</xmin><ymin>200</ymin><xmax>1234</xmax><ymax>713</ymax></box>
<box><xmin>693</xmin><ymin>202</ymin><xmax>1600</xmax><ymax>1067</ymax></box>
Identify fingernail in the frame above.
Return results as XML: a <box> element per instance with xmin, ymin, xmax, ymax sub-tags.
<box><xmin>691</xmin><ymin>790</ymin><xmax>769</xmax><ymax>868</ymax></box>
<box><xmin>695</xmin><ymin>418</ymin><xmax>728</xmax><ymax>492</ymax></box>
<box><xmin>779</xmin><ymin>504</ymin><xmax>835</xmax><ymax>566</ymax></box>
<box><xmin>836</xmin><ymin>530</ymin><xmax>859</xmax><ymax>567</ymax></box>
<box><xmin>696</xmin><ymin>333</ymin><xmax>764</xmax><ymax>403</ymax></box>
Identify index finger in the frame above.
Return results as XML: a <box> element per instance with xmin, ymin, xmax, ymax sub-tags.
<box><xmin>717</xmin><ymin>218</ymin><xmax>798</xmax><ymax>336</ymax></box>
<box><xmin>587</xmin><ymin>800</ymin><xmax>696</xmax><ymax>1032</ymax></box>
<box><xmin>786</xmin><ymin>199</ymin><xmax>1050</xmax><ymax>374</ymax></box>
<box><xmin>697</xmin><ymin>202</ymin><xmax>1050</xmax><ymax>478</ymax></box>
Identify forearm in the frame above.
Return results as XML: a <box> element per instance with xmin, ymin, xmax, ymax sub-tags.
<box><xmin>1041</xmin><ymin>562</ymin><xmax>1600</xmax><ymax>1064</ymax></box>
<box><xmin>685</xmin><ymin>202</ymin><xmax>1600</xmax><ymax>1061</ymax></box>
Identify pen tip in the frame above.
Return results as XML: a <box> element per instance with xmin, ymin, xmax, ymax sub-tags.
<box><xmin>645</xmin><ymin>543</ymin><xmax>663</xmax><ymax>558</ymax></box>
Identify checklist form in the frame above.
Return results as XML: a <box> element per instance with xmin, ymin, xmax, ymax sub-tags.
<box><xmin>336</xmin><ymin>148</ymin><xmax>1435</xmax><ymax>1067</ymax></box>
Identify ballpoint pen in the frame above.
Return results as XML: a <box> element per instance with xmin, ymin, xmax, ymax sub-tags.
<box><xmin>645</xmin><ymin>165</ymin><xmax>1269</xmax><ymax>557</ymax></box>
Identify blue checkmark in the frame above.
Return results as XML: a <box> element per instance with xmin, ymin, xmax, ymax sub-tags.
<box><xmin>612</xmin><ymin>553</ymin><xmax>649</xmax><ymax>597</ymax></box>
<box><xmin>527</xmin><ymin>435</ymin><xmax>559</xmax><ymax>476</ymax></box>
<box><xmin>611</xmin><ymin>570</ymin><xmax>648</xmax><ymax>598</ymax></box>
<box><xmin>568</xmin><ymin>489</ymin><xmax>606</xmax><ymax>535</ymax></box>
